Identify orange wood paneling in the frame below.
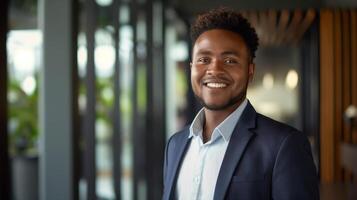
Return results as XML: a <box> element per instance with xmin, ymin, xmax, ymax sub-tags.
<box><xmin>342</xmin><ymin>10</ymin><xmax>353</xmax><ymax>181</ymax></box>
<box><xmin>320</xmin><ymin>9</ymin><xmax>357</xmax><ymax>183</ymax></box>
<box><xmin>342</xmin><ymin>10</ymin><xmax>352</xmax><ymax>144</ymax></box>
<box><xmin>351</xmin><ymin>10</ymin><xmax>357</xmax><ymax>145</ymax></box>
<box><xmin>333</xmin><ymin>10</ymin><xmax>343</xmax><ymax>181</ymax></box>
<box><xmin>320</xmin><ymin>9</ymin><xmax>336</xmax><ymax>183</ymax></box>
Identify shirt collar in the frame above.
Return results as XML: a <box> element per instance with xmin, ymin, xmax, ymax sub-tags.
<box><xmin>189</xmin><ymin>98</ymin><xmax>248</xmax><ymax>143</ymax></box>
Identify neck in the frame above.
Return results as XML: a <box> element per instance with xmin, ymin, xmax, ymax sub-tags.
<box><xmin>202</xmin><ymin>100</ymin><xmax>244</xmax><ymax>143</ymax></box>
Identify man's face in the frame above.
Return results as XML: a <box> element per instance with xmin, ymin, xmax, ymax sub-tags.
<box><xmin>191</xmin><ymin>29</ymin><xmax>255</xmax><ymax>111</ymax></box>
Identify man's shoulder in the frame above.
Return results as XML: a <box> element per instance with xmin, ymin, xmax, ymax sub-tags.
<box><xmin>254</xmin><ymin>112</ymin><xmax>301</xmax><ymax>138</ymax></box>
<box><xmin>251</xmin><ymin>113</ymin><xmax>310</xmax><ymax>160</ymax></box>
<box><xmin>168</xmin><ymin>126</ymin><xmax>190</xmax><ymax>143</ymax></box>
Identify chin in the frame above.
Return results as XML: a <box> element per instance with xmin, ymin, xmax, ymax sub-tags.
<box><xmin>195</xmin><ymin>92</ymin><xmax>246</xmax><ymax>111</ymax></box>
<box><xmin>202</xmin><ymin>101</ymin><xmax>232</xmax><ymax>111</ymax></box>
<box><xmin>200</xmin><ymin>96</ymin><xmax>245</xmax><ymax>111</ymax></box>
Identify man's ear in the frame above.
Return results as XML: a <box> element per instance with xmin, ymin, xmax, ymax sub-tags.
<box><xmin>190</xmin><ymin>62</ymin><xmax>193</xmax><ymax>69</ymax></box>
<box><xmin>248</xmin><ymin>63</ymin><xmax>255</xmax><ymax>82</ymax></box>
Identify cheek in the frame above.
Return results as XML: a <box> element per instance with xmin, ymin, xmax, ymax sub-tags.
<box><xmin>191</xmin><ymin>67</ymin><xmax>203</xmax><ymax>83</ymax></box>
<box><xmin>191</xmin><ymin>75</ymin><xmax>200</xmax><ymax>93</ymax></box>
<box><xmin>190</xmin><ymin>69</ymin><xmax>204</xmax><ymax>94</ymax></box>
<box><xmin>232</xmin><ymin>73</ymin><xmax>249</xmax><ymax>87</ymax></box>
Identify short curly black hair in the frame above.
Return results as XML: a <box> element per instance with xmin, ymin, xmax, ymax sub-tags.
<box><xmin>190</xmin><ymin>7</ymin><xmax>259</xmax><ymax>59</ymax></box>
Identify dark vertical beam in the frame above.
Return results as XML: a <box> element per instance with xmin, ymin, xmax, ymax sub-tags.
<box><xmin>85</xmin><ymin>0</ymin><xmax>97</xmax><ymax>199</ymax></box>
<box><xmin>0</xmin><ymin>0</ymin><xmax>10</xmax><ymax>199</ymax></box>
<box><xmin>130</xmin><ymin>0</ymin><xmax>139</xmax><ymax>199</ymax></box>
<box><xmin>146</xmin><ymin>1</ymin><xmax>166</xmax><ymax>199</ymax></box>
<box><xmin>112</xmin><ymin>0</ymin><xmax>122</xmax><ymax>199</ymax></box>
<box><xmin>156</xmin><ymin>0</ymin><xmax>167</xmax><ymax>196</ymax></box>
<box><xmin>71</xmin><ymin>0</ymin><xmax>80</xmax><ymax>199</ymax></box>
<box><xmin>145</xmin><ymin>0</ymin><xmax>154</xmax><ymax>199</ymax></box>
<box><xmin>300</xmin><ymin>20</ymin><xmax>320</xmax><ymax>174</ymax></box>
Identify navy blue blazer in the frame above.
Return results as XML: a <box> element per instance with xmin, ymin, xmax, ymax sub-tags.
<box><xmin>163</xmin><ymin>102</ymin><xmax>319</xmax><ymax>200</ymax></box>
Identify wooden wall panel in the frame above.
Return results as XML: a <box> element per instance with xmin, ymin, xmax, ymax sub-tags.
<box><xmin>341</xmin><ymin>10</ymin><xmax>352</xmax><ymax>181</ymax></box>
<box><xmin>342</xmin><ymin>10</ymin><xmax>351</xmax><ymax>144</ymax></box>
<box><xmin>320</xmin><ymin>8</ymin><xmax>357</xmax><ymax>183</ymax></box>
<box><xmin>351</xmin><ymin>11</ymin><xmax>357</xmax><ymax>144</ymax></box>
<box><xmin>333</xmin><ymin>10</ymin><xmax>343</xmax><ymax>182</ymax></box>
<box><xmin>320</xmin><ymin>9</ymin><xmax>336</xmax><ymax>183</ymax></box>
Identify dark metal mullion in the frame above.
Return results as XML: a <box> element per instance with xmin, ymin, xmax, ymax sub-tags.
<box><xmin>147</xmin><ymin>1</ymin><xmax>166</xmax><ymax>199</ymax></box>
<box><xmin>71</xmin><ymin>0</ymin><xmax>80</xmax><ymax>199</ymax></box>
<box><xmin>112</xmin><ymin>0</ymin><xmax>122</xmax><ymax>199</ymax></box>
<box><xmin>0</xmin><ymin>0</ymin><xmax>10</xmax><ymax>199</ymax></box>
<box><xmin>85</xmin><ymin>0</ymin><xmax>97</xmax><ymax>199</ymax></box>
<box><xmin>145</xmin><ymin>0</ymin><xmax>154</xmax><ymax>199</ymax></box>
<box><xmin>130</xmin><ymin>0</ymin><xmax>139</xmax><ymax>199</ymax></box>
<box><xmin>157</xmin><ymin>0</ymin><xmax>167</xmax><ymax>197</ymax></box>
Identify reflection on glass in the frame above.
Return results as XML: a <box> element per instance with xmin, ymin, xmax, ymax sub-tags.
<box><xmin>165</xmin><ymin>20</ymin><xmax>189</xmax><ymax>138</ymax></box>
<box><xmin>248</xmin><ymin>47</ymin><xmax>300</xmax><ymax>128</ymax></box>
<box><xmin>285</xmin><ymin>69</ymin><xmax>299</xmax><ymax>90</ymax></box>
<box><xmin>94</xmin><ymin>29</ymin><xmax>115</xmax><ymax>199</ymax></box>
<box><xmin>95</xmin><ymin>0</ymin><xmax>113</xmax><ymax>7</ymax></box>
<box><xmin>7</xmin><ymin>30</ymin><xmax>41</xmax><ymax>156</ymax></box>
<box><xmin>7</xmin><ymin>29</ymin><xmax>41</xmax><ymax>200</ymax></box>
<box><xmin>119</xmin><ymin>24</ymin><xmax>134</xmax><ymax>200</ymax></box>
<box><xmin>262</xmin><ymin>73</ymin><xmax>274</xmax><ymax>89</ymax></box>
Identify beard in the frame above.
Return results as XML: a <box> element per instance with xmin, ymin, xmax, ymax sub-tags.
<box><xmin>195</xmin><ymin>89</ymin><xmax>247</xmax><ymax>111</ymax></box>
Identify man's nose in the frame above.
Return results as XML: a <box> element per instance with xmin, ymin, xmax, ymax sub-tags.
<box><xmin>206</xmin><ymin>59</ymin><xmax>224</xmax><ymax>75</ymax></box>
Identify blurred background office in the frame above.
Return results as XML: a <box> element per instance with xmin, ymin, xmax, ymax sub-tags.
<box><xmin>0</xmin><ymin>0</ymin><xmax>356</xmax><ymax>199</ymax></box>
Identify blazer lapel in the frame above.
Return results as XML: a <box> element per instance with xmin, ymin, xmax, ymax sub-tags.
<box><xmin>213</xmin><ymin>102</ymin><xmax>257</xmax><ymax>200</ymax></box>
<box><xmin>166</xmin><ymin>129</ymin><xmax>191</xmax><ymax>200</ymax></box>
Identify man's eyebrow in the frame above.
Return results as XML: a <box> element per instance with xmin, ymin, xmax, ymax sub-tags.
<box><xmin>195</xmin><ymin>50</ymin><xmax>213</xmax><ymax>55</ymax></box>
<box><xmin>195</xmin><ymin>50</ymin><xmax>240</xmax><ymax>56</ymax></box>
<box><xmin>221</xmin><ymin>51</ymin><xmax>240</xmax><ymax>56</ymax></box>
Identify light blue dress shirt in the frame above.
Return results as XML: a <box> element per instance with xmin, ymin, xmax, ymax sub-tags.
<box><xmin>176</xmin><ymin>99</ymin><xmax>248</xmax><ymax>200</ymax></box>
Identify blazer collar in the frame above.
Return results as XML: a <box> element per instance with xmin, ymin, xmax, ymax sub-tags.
<box><xmin>166</xmin><ymin>129</ymin><xmax>191</xmax><ymax>200</ymax></box>
<box><xmin>213</xmin><ymin>101</ymin><xmax>257</xmax><ymax>200</ymax></box>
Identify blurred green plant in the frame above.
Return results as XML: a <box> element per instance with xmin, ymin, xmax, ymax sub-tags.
<box><xmin>8</xmin><ymin>78</ymin><xmax>38</xmax><ymax>157</ymax></box>
<box><xmin>7</xmin><ymin>73</ymin><xmax>133</xmax><ymax>156</ymax></box>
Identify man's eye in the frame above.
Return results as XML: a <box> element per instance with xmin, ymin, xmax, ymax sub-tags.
<box><xmin>225</xmin><ymin>59</ymin><xmax>237</xmax><ymax>64</ymax></box>
<box><xmin>197</xmin><ymin>58</ymin><xmax>210</xmax><ymax>64</ymax></box>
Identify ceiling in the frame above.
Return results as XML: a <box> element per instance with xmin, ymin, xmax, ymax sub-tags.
<box><xmin>169</xmin><ymin>0</ymin><xmax>357</xmax><ymax>21</ymax></box>
<box><xmin>8</xmin><ymin>0</ymin><xmax>357</xmax><ymax>29</ymax></box>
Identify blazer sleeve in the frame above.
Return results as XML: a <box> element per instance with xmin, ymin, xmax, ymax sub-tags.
<box><xmin>272</xmin><ymin>131</ymin><xmax>319</xmax><ymax>200</ymax></box>
<box><xmin>163</xmin><ymin>136</ymin><xmax>173</xmax><ymax>199</ymax></box>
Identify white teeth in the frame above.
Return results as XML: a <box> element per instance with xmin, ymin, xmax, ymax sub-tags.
<box><xmin>206</xmin><ymin>83</ymin><xmax>227</xmax><ymax>88</ymax></box>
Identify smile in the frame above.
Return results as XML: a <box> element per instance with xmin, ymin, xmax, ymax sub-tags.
<box><xmin>205</xmin><ymin>82</ymin><xmax>227</xmax><ymax>88</ymax></box>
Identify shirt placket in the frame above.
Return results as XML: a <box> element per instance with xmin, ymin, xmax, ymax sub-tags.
<box><xmin>191</xmin><ymin>142</ymin><xmax>209</xmax><ymax>200</ymax></box>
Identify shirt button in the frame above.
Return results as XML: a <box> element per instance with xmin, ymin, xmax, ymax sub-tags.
<box><xmin>194</xmin><ymin>176</ymin><xmax>200</xmax><ymax>183</ymax></box>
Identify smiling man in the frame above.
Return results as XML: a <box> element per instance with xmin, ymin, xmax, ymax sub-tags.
<box><xmin>162</xmin><ymin>8</ymin><xmax>319</xmax><ymax>200</ymax></box>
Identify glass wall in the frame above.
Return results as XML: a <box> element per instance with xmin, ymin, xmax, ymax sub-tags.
<box><xmin>77</xmin><ymin>0</ymin><xmax>166</xmax><ymax>199</ymax></box>
<box><xmin>7</xmin><ymin>0</ymin><xmax>40</xmax><ymax>199</ymax></box>
<box><xmin>165</xmin><ymin>9</ymin><xmax>190</xmax><ymax>138</ymax></box>
<box><xmin>248</xmin><ymin>46</ymin><xmax>302</xmax><ymax>128</ymax></box>
<box><xmin>6</xmin><ymin>0</ymin><xmax>167</xmax><ymax>199</ymax></box>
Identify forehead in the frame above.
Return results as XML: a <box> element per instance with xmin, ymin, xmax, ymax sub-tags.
<box><xmin>193</xmin><ymin>29</ymin><xmax>249</xmax><ymax>56</ymax></box>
